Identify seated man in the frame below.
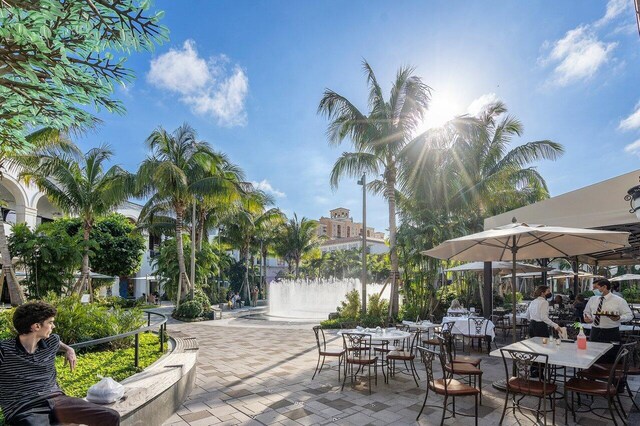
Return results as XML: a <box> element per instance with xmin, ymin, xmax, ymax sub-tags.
<box><xmin>0</xmin><ymin>301</ymin><xmax>120</xmax><ymax>425</ymax></box>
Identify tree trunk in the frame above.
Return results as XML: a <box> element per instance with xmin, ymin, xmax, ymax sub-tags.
<box><xmin>386</xmin><ymin>162</ymin><xmax>400</xmax><ymax>318</ymax></box>
<box><xmin>196</xmin><ymin>209</ymin><xmax>205</xmax><ymax>252</ymax></box>
<box><xmin>241</xmin><ymin>244</ymin><xmax>250</xmax><ymax>302</ymax></box>
<box><xmin>72</xmin><ymin>224</ymin><xmax>91</xmax><ymax>296</ymax></box>
<box><xmin>175</xmin><ymin>208</ymin><xmax>191</xmax><ymax>301</ymax></box>
<box><xmin>0</xmin><ymin>221</ymin><xmax>25</xmax><ymax>305</ymax></box>
<box><xmin>261</xmin><ymin>246</ymin><xmax>268</xmax><ymax>288</ymax></box>
<box><xmin>295</xmin><ymin>257</ymin><xmax>300</xmax><ymax>279</ymax></box>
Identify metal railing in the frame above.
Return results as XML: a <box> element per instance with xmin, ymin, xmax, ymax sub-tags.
<box><xmin>69</xmin><ymin>310</ymin><xmax>168</xmax><ymax>368</ymax></box>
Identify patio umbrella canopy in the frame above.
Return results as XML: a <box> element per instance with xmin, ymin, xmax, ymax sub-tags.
<box><xmin>444</xmin><ymin>261</ymin><xmax>551</xmax><ymax>274</ymax></box>
<box><xmin>423</xmin><ymin>222</ymin><xmax>630</xmax><ymax>342</ymax></box>
<box><xmin>609</xmin><ymin>273</ymin><xmax>640</xmax><ymax>282</ymax></box>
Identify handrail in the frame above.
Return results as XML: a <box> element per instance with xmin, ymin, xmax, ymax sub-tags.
<box><xmin>69</xmin><ymin>310</ymin><xmax>168</xmax><ymax>368</ymax></box>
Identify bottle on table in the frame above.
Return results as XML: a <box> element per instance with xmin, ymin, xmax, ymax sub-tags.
<box><xmin>577</xmin><ymin>328</ymin><xmax>587</xmax><ymax>350</ymax></box>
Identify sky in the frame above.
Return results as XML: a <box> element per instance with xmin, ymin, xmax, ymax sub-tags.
<box><xmin>75</xmin><ymin>0</ymin><xmax>640</xmax><ymax>235</ymax></box>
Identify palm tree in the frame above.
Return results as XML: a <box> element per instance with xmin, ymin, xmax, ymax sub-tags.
<box><xmin>18</xmin><ymin>144</ymin><xmax>133</xmax><ymax>297</ymax></box>
<box><xmin>223</xmin><ymin>188</ymin><xmax>278</xmax><ymax>301</ymax></box>
<box><xmin>318</xmin><ymin>60</ymin><xmax>431</xmax><ymax>317</ymax></box>
<box><xmin>0</xmin><ymin>128</ymin><xmax>79</xmax><ymax>305</ymax></box>
<box><xmin>137</xmin><ymin>123</ymin><xmax>224</xmax><ymax>304</ymax></box>
<box><xmin>276</xmin><ymin>214</ymin><xmax>320</xmax><ymax>279</ymax></box>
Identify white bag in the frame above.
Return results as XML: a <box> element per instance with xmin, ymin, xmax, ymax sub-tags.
<box><xmin>86</xmin><ymin>377</ymin><xmax>125</xmax><ymax>404</ymax></box>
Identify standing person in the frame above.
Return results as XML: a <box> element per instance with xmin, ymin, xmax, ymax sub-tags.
<box><xmin>526</xmin><ymin>285</ymin><xmax>561</xmax><ymax>338</ymax></box>
<box><xmin>526</xmin><ymin>286</ymin><xmax>560</xmax><ymax>377</ymax></box>
<box><xmin>573</xmin><ymin>294</ymin><xmax>587</xmax><ymax>322</ymax></box>
<box><xmin>611</xmin><ymin>282</ymin><xmax>623</xmax><ymax>298</ymax></box>
<box><xmin>251</xmin><ymin>286</ymin><xmax>259</xmax><ymax>307</ymax></box>
<box><xmin>0</xmin><ymin>301</ymin><xmax>120</xmax><ymax>425</ymax></box>
<box><xmin>584</xmin><ymin>278</ymin><xmax>633</xmax><ymax>362</ymax></box>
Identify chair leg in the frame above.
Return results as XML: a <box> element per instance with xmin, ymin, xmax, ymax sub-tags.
<box><xmin>542</xmin><ymin>394</ymin><xmax>547</xmax><ymax>426</ymax></box>
<box><xmin>417</xmin><ymin>387</ymin><xmax>429</xmax><ymax>420</ymax></box>
<box><xmin>312</xmin><ymin>354</ymin><xmax>321</xmax><ymax>380</ymax></box>
<box><xmin>564</xmin><ymin>387</ymin><xmax>568</xmax><ymax>425</ymax></box>
<box><xmin>613</xmin><ymin>394</ymin><xmax>625</xmax><ymax>423</ymax></box>
<box><xmin>628</xmin><ymin>381</ymin><xmax>640</xmax><ymax>411</ymax></box>
<box><xmin>607</xmin><ymin>396</ymin><xmax>618</xmax><ymax>426</ymax></box>
<box><xmin>440</xmin><ymin>395</ymin><xmax>448</xmax><ymax>426</ymax></box>
<box><xmin>475</xmin><ymin>393</ymin><xmax>478</xmax><ymax>426</ymax></box>
<box><xmin>410</xmin><ymin>360</ymin><xmax>420</xmax><ymax>387</ymax></box>
<box><xmin>499</xmin><ymin>389</ymin><xmax>509</xmax><ymax>425</ymax></box>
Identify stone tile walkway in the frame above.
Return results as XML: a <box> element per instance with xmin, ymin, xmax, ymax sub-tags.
<box><xmin>162</xmin><ymin>317</ymin><xmax>639</xmax><ymax>425</ymax></box>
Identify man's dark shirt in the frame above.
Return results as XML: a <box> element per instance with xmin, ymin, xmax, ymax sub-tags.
<box><xmin>0</xmin><ymin>334</ymin><xmax>64</xmax><ymax>420</ymax></box>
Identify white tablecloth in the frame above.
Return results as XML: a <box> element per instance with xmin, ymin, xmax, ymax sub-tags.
<box><xmin>337</xmin><ymin>328</ymin><xmax>411</xmax><ymax>343</ymax></box>
<box><xmin>490</xmin><ymin>336</ymin><xmax>613</xmax><ymax>369</ymax></box>
<box><xmin>441</xmin><ymin>317</ymin><xmax>495</xmax><ymax>338</ymax></box>
<box><xmin>402</xmin><ymin>320</ymin><xmax>440</xmax><ymax>331</ymax></box>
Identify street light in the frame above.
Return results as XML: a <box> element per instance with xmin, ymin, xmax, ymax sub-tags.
<box><xmin>357</xmin><ymin>173</ymin><xmax>367</xmax><ymax>314</ymax></box>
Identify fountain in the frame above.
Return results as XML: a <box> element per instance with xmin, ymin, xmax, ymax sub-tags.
<box><xmin>267</xmin><ymin>278</ymin><xmax>391</xmax><ymax>320</ymax></box>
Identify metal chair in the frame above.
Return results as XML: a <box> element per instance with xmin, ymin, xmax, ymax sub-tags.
<box><xmin>312</xmin><ymin>326</ymin><xmax>345</xmax><ymax>381</ymax></box>
<box><xmin>498</xmin><ymin>348</ymin><xmax>557</xmax><ymax>426</ymax></box>
<box><xmin>387</xmin><ymin>330</ymin><xmax>421</xmax><ymax>386</ymax></box>
<box><xmin>438</xmin><ymin>334</ymin><xmax>484</xmax><ymax>403</ymax></box>
<box><xmin>416</xmin><ymin>346</ymin><xmax>479</xmax><ymax>425</ymax></box>
<box><xmin>565</xmin><ymin>346</ymin><xmax>630</xmax><ymax>426</ymax></box>
<box><xmin>492</xmin><ymin>314</ymin><xmax>511</xmax><ymax>341</ymax></box>
<box><xmin>341</xmin><ymin>333</ymin><xmax>378</xmax><ymax>394</ymax></box>
<box><xmin>462</xmin><ymin>317</ymin><xmax>489</xmax><ymax>354</ymax></box>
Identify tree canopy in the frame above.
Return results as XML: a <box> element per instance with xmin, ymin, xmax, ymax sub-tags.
<box><xmin>0</xmin><ymin>0</ymin><xmax>167</xmax><ymax>151</ymax></box>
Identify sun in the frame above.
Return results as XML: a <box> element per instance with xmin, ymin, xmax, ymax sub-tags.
<box><xmin>414</xmin><ymin>92</ymin><xmax>464</xmax><ymax>136</ymax></box>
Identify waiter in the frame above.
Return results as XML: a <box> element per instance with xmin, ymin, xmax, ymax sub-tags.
<box><xmin>583</xmin><ymin>278</ymin><xmax>633</xmax><ymax>362</ymax></box>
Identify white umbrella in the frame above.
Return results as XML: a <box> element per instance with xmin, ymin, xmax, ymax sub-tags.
<box><xmin>444</xmin><ymin>261</ymin><xmax>551</xmax><ymax>274</ymax></box>
<box><xmin>423</xmin><ymin>222</ymin><xmax>630</xmax><ymax>342</ymax></box>
<box><xmin>609</xmin><ymin>274</ymin><xmax>640</xmax><ymax>282</ymax></box>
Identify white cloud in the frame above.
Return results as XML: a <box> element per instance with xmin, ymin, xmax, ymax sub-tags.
<box><xmin>619</xmin><ymin>102</ymin><xmax>640</xmax><ymax>131</ymax></box>
<box><xmin>624</xmin><ymin>139</ymin><xmax>640</xmax><ymax>155</ymax></box>
<box><xmin>251</xmin><ymin>180</ymin><xmax>286</xmax><ymax>198</ymax></box>
<box><xmin>540</xmin><ymin>26</ymin><xmax>617</xmax><ymax>87</ymax></box>
<box><xmin>467</xmin><ymin>93</ymin><xmax>500</xmax><ymax>117</ymax></box>
<box><xmin>147</xmin><ymin>40</ymin><xmax>248</xmax><ymax>127</ymax></box>
<box><xmin>595</xmin><ymin>0</ymin><xmax>629</xmax><ymax>27</ymax></box>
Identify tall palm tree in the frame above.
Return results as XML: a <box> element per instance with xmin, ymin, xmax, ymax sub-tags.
<box><xmin>0</xmin><ymin>128</ymin><xmax>79</xmax><ymax>305</ymax></box>
<box><xmin>318</xmin><ymin>60</ymin><xmax>431</xmax><ymax>317</ymax></box>
<box><xmin>276</xmin><ymin>214</ymin><xmax>320</xmax><ymax>279</ymax></box>
<box><xmin>137</xmin><ymin>124</ymin><xmax>224</xmax><ymax>304</ymax></box>
<box><xmin>18</xmin><ymin>144</ymin><xmax>133</xmax><ymax>297</ymax></box>
<box><xmin>223</xmin><ymin>188</ymin><xmax>278</xmax><ymax>301</ymax></box>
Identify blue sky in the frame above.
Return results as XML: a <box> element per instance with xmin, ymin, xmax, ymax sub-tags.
<box><xmin>76</xmin><ymin>0</ymin><xmax>640</xmax><ymax>234</ymax></box>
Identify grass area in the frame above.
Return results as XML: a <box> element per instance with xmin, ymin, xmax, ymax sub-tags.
<box><xmin>0</xmin><ymin>332</ymin><xmax>166</xmax><ymax>424</ymax></box>
<box><xmin>57</xmin><ymin>332</ymin><xmax>166</xmax><ymax>397</ymax></box>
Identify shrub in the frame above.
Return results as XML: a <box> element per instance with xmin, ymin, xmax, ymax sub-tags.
<box><xmin>623</xmin><ymin>286</ymin><xmax>640</xmax><ymax>303</ymax></box>
<box><xmin>581</xmin><ymin>290</ymin><xmax>594</xmax><ymax>298</ymax></box>
<box><xmin>175</xmin><ymin>300</ymin><xmax>203</xmax><ymax>319</ymax></box>
<box><xmin>503</xmin><ymin>291</ymin><xmax>523</xmax><ymax>304</ymax></box>
<box><xmin>0</xmin><ymin>309</ymin><xmax>15</xmax><ymax>340</ymax></box>
<box><xmin>319</xmin><ymin>318</ymin><xmax>342</xmax><ymax>329</ymax></box>
<box><xmin>42</xmin><ymin>293</ymin><xmax>145</xmax><ymax>348</ymax></box>
<box><xmin>193</xmin><ymin>289</ymin><xmax>211</xmax><ymax>312</ymax></box>
<box><xmin>336</xmin><ymin>290</ymin><xmax>360</xmax><ymax>319</ymax></box>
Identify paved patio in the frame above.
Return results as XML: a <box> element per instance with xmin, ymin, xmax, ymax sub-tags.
<box><xmin>162</xmin><ymin>316</ymin><xmax>639</xmax><ymax>425</ymax></box>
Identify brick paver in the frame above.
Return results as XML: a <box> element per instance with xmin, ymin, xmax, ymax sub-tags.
<box><xmin>163</xmin><ymin>317</ymin><xmax>639</xmax><ymax>425</ymax></box>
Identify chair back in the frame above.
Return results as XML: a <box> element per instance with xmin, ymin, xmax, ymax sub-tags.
<box><xmin>500</xmin><ymin>348</ymin><xmax>551</xmax><ymax>394</ymax></box>
<box><xmin>468</xmin><ymin>317</ymin><xmax>488</xmax><ymax>336</ymax></box>
<box><xmin>417</xmin><ymin>345</ymin><xmax>446</xmax><ymax>392</ymax></box>
<box><xmin>406</xmin><ymin>329</ymin><xmax>421</xmax><ymax>353</ymax></box>
<box><xmin>342</xmin><ymin>332</ymin><xmax>374</xmax><ymax>362</ymax></box>
<box><xmin>436</xmin><ymin>334</ymin><xmax>455</xmax><ymax>365</ymax></box>
<box><xmin>491</xmin><ymin>314</ymin><xmax>509</xmax><ymax>327</ymax></box>
<box><xmin>313</xmin><ymin>325</ymin><xmax>326</xmax><ymax>352</ymax></box>
<box><xmin>440</xmin><ymin>321</ymin><xmax>455</xmax><ymax>336</ymax></box>
<box><xmin>624</xmin><ymin>335</ymin><xmax>640</xmax><ymax>368</ymax></box>
<box><xmin>608</xmin><ymin>345</ymin><xmax>631</xmax><ymax>391</ymax></box>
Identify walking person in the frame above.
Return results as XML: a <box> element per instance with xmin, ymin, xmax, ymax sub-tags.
<box><xmin>0</xmin><ymin>301</ymin><xmax>120</xmax><ymax>425</ymax></box>
<box><xmin>583</xmin><ymin>278</ymin><xmax>633</xmax><ymax>362</ymax></box>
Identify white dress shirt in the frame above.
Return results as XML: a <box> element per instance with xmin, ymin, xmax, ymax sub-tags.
<box><xmin>583</xmin><ymin>292</ymin><xmax>633</xmax><ymax>329</ymax></box>
<box><xmin>525</xmin><ymin>296</ymin><xmax>558</xmax><ymax>328</ymax></box>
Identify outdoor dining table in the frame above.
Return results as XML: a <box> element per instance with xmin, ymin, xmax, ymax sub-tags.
<box><xmin>490</xmin><ymin>336</ymin><xmax>613</xmax><ymax>369</ymax></box>
<box><xmin>441</xmin><ymin>316</ymin><xmax>496</xmax><ymax>338</ymax></box>
<box><xmin>581</xmin><ymin>323</ymin><xmax>635</xmax><ymax>333</ymax></box>
<box><xmin>336</xmin><ymin>328</ymin><xmax>411</xmax><ymax>343</ymax></box>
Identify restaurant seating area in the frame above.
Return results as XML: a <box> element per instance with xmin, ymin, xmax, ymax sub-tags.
<box><xmin>312</xmin><ymin>313</ymin><xmax>640</xmax><ymax>425</ymax></box>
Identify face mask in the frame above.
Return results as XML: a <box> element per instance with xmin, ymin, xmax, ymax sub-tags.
<box><xmin>593</xmin><ymin>289</ymin><xmax>602</xmax><ymax>296</ymax></box>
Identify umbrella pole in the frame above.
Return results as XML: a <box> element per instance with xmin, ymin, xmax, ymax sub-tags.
<box><xmin>512</xmin><ymin>237</ymin><xmax>518</xmax><ymax>343</ymax></box>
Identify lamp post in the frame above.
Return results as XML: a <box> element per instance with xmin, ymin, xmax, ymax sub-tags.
<box><xmin>357</xmin><ymin>173</ymin><xmax>367</xmax><ymax>314</ymax></box>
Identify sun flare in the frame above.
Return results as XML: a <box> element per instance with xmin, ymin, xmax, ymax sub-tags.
<box><xmin>415</xmin><ymin>92</ymin><xmax>464</xmax><ymax>135</ymax></box>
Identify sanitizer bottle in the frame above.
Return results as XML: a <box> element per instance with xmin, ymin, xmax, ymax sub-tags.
<box><xmin>577</xmin><ymin>328</ymin><xmax>587</xmax><ymax>350</ymax></box>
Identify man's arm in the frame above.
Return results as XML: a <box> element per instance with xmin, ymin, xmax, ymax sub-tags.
<box><xmin>58</xmin><ymin>341</ymin><xmax>77</xmax><ymax>371</ymax></box>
